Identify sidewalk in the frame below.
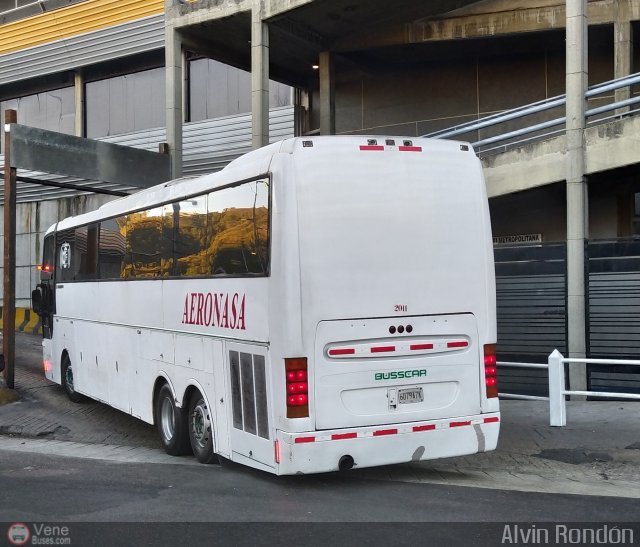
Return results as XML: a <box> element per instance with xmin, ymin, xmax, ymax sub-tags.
<box><xmin>1</xmin><ymin>333</ymin><xmax>639</xmax><ymax>496</ymax></box>
<box><xmin>354</xmin><ymin>399</ymin><xmax>640</xmax><ymax>498</ymax></box>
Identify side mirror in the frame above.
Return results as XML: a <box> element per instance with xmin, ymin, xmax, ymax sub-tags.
<box><xmin>32</xmin><ymin>288</ymin><xmax>43</xmax><ymax>315</ymax></box>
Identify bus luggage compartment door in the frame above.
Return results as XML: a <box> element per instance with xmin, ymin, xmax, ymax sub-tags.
<box><xmin>313</xmin><ymin>314</ymin><xmax>483</xmax><ymax>430</ymax></box>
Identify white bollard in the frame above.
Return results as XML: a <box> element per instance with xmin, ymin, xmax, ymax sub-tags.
<box><xmin>548</xmin><ymin>349</ymin><xmax>567</xmax><ymax>426</ymax></box>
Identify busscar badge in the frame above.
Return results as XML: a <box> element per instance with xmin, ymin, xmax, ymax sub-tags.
<box><xmin>60</xmin><ymin>242</ymin><xmax>71</xmax><ymax>269</ymax></box>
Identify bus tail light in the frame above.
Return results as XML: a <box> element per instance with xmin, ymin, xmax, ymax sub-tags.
<box><xmin>285</xmin><ymin>358</ymin><xmax>309</xmax><ymax>418</ymax></box>
<box><xmin>484</xmin><ymin>344</ymin><xmax>498</xmax><ymax>398</ymax></box>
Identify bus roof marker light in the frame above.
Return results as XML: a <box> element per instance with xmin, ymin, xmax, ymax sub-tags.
<box><xmin>460</xmin><ymin>144</ymin><xmax>470</xmax><ymax>151</ymax></box>
<box><xmin>302</xmin><ymin>140</ymin><xmax>313</xmax><ymax>147</ymax></box>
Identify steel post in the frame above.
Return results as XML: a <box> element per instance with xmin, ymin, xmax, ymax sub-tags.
<box><xmin>2</xmin><ymin>109</ymin><xmax>17</xmax><ymax>389</ymax></box>
<box><xmin>548</xmin><ymin>350</ymin><xmax>567</xmax><ymax>426</ymax></box>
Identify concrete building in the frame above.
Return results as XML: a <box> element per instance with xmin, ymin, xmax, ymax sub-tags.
<box><xmin>1</xmin><ymin>0</ymin><xmax>640</xmax><ymax>393</ymax></box>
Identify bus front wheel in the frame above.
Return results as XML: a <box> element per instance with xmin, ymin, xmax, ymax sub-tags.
<box><xmin>188</xmin><ymin>391</ymin><xmax>219</xmax><ymax>464</ymax></box>
<box><xmin>155</xmin><ymin>384</ymin><xmax>191</xmax><ymax>456</ymax></box>
<box><xmin>61</xmin><ymin>354</ymin><xmax>86</xmax><ymax>403</ymax></box>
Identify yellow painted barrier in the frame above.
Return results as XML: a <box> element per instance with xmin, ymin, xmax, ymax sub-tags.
<box><xmin>0</xmin><ymin>307</ymin><xmax>42</xmax><ymax>335</ymax></box>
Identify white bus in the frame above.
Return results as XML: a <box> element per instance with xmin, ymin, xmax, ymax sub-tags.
<box><xmin>32</xmin><ymin>136</ymin><xmax>500</xmax><ymax>475</ymax></box>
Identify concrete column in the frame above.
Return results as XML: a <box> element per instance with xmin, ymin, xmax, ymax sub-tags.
<box><xmin>251</xmin><ymin>5</ymin><xmax>269</xmax><ymax>149</ymax></box>
<box><xmin>165</xmin><ymin>26</ymin><xmax>183</xmax><ymax>179</ymax></box>
<box><xmin>319</xmin><ymin>51</ymin><xmax>335</xmax><ymax>135</ymax></box>
<box><xmin>565</xmin><ymin>0</ymin><xmax>588</xmax><ymax>392</ymax></box>
<box><xmin>74</xmin><ymin>71</ymin><xmax>85</xmax><ymax>137</ymax></box>
<box><xmin>614</xmin><ymin>0</ymin><xmax>634</xmax><ymax>112</ymax></box>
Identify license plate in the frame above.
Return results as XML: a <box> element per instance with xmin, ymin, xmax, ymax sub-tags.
<box><xmin>398</xmin><ymin>387</ymin><xmax>424</xmax><ymax>404</ymax></box>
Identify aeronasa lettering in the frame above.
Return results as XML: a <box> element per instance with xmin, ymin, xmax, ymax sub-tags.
<box><xmin>375</xmin><ymin>369</ymin><xmax>427</xmax><ymax>381</ymax></box>
<box><xmin>181</xmin><ymin>292</ymin><xmax>246</xmax><ymax>330</ymax></box>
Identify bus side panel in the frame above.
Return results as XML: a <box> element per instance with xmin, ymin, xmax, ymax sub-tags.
<box><xmin>225</xmin><ymin>341</ymin><xmax>274</xmax><ymax>469</ymax></box>
<box><xmin>208</xmin><ymin>338</ymin><xmax>231</xmax><ymax>458</ymax></box>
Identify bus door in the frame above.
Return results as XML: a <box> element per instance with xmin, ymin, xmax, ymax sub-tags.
<box><xmin>225</xmin><ymin>342</ymin><xmax>273</xmax><ymax>466</ymax></box>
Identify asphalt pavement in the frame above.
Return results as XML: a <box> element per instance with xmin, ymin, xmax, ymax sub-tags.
<box><xmin>1</xmin><ymin>332</ymin><xmax>639</xmax><ymax>499</ymax></box>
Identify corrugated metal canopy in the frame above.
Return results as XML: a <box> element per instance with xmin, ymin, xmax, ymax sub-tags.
<box><xmin>0</xmin><ymin>105</ymin><xmax>294</xmax><ymax>203</ymax></box>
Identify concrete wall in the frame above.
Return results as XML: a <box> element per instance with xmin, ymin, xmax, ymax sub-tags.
<box><xmin>309</xmin><ymin>27</ymin><xmax>618</xmax><ymax>138</ymax></box>
<box><xmin>0</xmin><ymin>194</ymin><xmax>116</xmax><ymax>308</ymax></box>
<box><xmin>490</xmin><ymin>182</ymin><xmax>631</xmax><ymax>243</ymax></box>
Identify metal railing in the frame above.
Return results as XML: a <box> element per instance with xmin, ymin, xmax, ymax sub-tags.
<box><xmin>424</xmin><ymin>72</ymin><xmax>640</xmax><ymax>154</ymax></box>
<box><xmin>548</xmin><ymin>350</ymin><xmax>640</xmax><ymax>426</ymax></box>
<box><xmin>497</xmin><ymin>351</ymin><xmax>640</xmax><ymax>426</ymax></box>
<box><xmin>498</xmin><ymin>361</ymin><xmax>549</xmax><ymax>401</ymax></box>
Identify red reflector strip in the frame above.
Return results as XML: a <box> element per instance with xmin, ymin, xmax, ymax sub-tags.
<box><xmin>410</xmin><ymin>343</ymin><xmax>434</xmax><ymax>351</ymax></box>
<box><xmin>359</xmin><ymin>145</ymin><xmax>384</xmax><ymax>151</ymax></box>
<box><xmin>450</xmin><ymin>421</ymin><xmax>472</xmax><ymax>428</ymax></box>
<box><xmin>373</xmin><ymin>428</ymin><xmax>398</xmax><ymax>436</ymax></box>
<box><xmin>371</xmin><ymin>346</ymin><xmax>395</xmax><ymax>353</ymax></box>
<box><xmin>413</xmin><ymin>424</ymin><xmax>436</xmax><ymax>432</ymax></box>
<box><xmin>328</xmin><ymin>348</ymin><xmax>355</xmax><ymax>356</ymax></box>
<box><xmin>331</xmin><ymin>432</ymin><xmax>358</xmax><ymax>441</ymax></box>
<box><xmin>294</xmin><ymin>437</ymin><xmax>316</xmax><ymax>444</ymax></box>
<box><xmin>484</xmin><ymin>417</ymin><xmax>500</xmax><ymax>424</ymax></box>
<box><xmin>447</xmin><ymin>341</ymin><xmax>469</xmax><ymax>348</ymax></box>
<box><xmin>399</xmin><ymin>146</ymin><xmax>422</xmax><ymax>152</ymax></box>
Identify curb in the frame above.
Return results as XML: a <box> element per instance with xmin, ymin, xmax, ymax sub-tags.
<box><xmin>0</xmin><ymin>388</ymin><xmax>20</xmax><ymax>405</ymax></box>
<box><xmin>0</xmin><ymin>307</ymin><xmax>42</xmax><ymax>335</ymax></box>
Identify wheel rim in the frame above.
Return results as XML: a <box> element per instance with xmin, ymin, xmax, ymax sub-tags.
<box><xmin>191</xmin><ymin>399</ymin><xmax>210</xmax><ymax>450</ymax></box>
<box><xmin>160</xmin><ymin>396</ymin><xmax>175</xmax><ymax>442</ymax></box>
<box><xmin>65</xmin><ymin>364</ymin><xmax>75</xmax><ymax>393</ymax></box>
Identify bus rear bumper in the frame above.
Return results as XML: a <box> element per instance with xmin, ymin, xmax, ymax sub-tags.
<box><xmin>275</xmin><ymin>412</ymin><xmax>500</xmax><ymax>475</ymax></box>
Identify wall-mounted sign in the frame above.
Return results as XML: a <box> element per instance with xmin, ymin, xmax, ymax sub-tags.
<box><xmin>493</xmin><ymin>234</ymin><xmax>543</xmax><ymax>246</ymax></box>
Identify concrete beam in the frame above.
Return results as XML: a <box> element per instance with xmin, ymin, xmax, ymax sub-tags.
<box><xmin>483</xmin><ymin>115</ymin><xmax>640</xmax><ymax>197</ymax></box>
<box><xmin>334</xmin><ymin>0</ymin><xmax>640</xmax><ymax>50</ymax></box>
<box><xmin>74</xmin><ymin>71</ymin><xmax>84</xmax><ymax>138</ymax></box>
<box><xmin>167</xmin><ymin>0</ymin><xmax>316</xmax><ymax>29</ymax></box>
<box><xmin>165</xmin><ymin>26</ymin><xmax>184</xmax><ymax>179</ymax></box>
<box><xmin>167</xmin><ymin>0</ymin><xmax>252</xmax><ymax>29</ymax></box>
<box><xmin>615</xmin><ymin>0</ymin><xmax>635</xmax><ymax>112</ymax></box>
<box><xmin>319</xmin><ymin>51</ymin><xmax>335</xmax><ymax>135</ymax></box>
<box><xmin>251</xmin><ymin>5</ymin><xmax>270</xmax><ymax>149</ymax></box>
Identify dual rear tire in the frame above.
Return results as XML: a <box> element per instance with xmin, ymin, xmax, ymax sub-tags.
<box><xmin>155</xmin><ymin>384</ymin><xmax>218</xmax><ymax>464</ymax></box>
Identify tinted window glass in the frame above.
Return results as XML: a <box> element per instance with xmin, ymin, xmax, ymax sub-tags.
<box><xmin>98</xmin><ymin>216</ymin><xmax>127</xmax><ymax>279</ymax></box>
<box><xmin>206</xmin><ymin>180</ymin><xmax>270</xmax><ymax>276</ymax></box>
<box><xmin>55</xmin><ymin>228</ymin><xmax>76</xmax><ymax>282</ymax></box>
<box><xmin>123</xmin><ymin>209</ymin><xmax>162</xmax><ymax>278</ymax></box>
<box><xmin>161</xmin><ymin>196</ymin><xmax>208</xmax><ymax>276</ymax></box>
<box><xmin>57</xmin><ymin>178</ymin><xmax>270</xmax><ymax>281</ymax></box>
<box><xmin>74</xmin><ymin>224</ymin><xmax>99</xmax><ymax>280</ymax></box>
<box><xmin>41</xmin><ymin>233</ymin><xmax>55</xmax><ymax>280</ymax></box>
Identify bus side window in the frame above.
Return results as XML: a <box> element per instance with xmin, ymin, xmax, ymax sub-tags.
<box><xmin>98</xmin><ymin>217</ymin><xmax>127</xmax><ymax>279</ymax></box>
<box><xmin>74</xmin><ymin>224</ymin><xmax>99</xmax><ymax>280</ymax></box>
<box><xmin>161</xmin><ymin>197</ymin><xmax>208</xmax><ymax>277</ymax></box>
<box><xmin>56</xmin><ymin>228</ymin><xmax>76</xmax><ymax>282</ymax></box>
<box><xmin>205</xmin><ymin>180</ymin><xmax>270</xmax><ymax>276</ymax></box>
<box><xmin>123</xmin><ymin>210</ymin><xmax>163</xmax><ymax>278</ymax></box>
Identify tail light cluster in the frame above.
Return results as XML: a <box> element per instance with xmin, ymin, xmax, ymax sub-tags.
<box><xmin>484</xmin><ymin>344</ymin><xmax>498</xmax><ymax>398</ymax></box>
<box><xmin>285</xmin><ymin>358</ymin><xmax>309</xmax><ymax>418</ymax></box>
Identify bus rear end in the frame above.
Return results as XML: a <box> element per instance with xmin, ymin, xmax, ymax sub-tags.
<box><xmin>274</xmin><ymin>136</ymin><xmax>499</xmax><ymax>474</ymax></box>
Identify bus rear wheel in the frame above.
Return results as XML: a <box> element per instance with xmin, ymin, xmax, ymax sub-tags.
<box><xmin>188</xmin><ymin>392</ymin><xmax>219</xmax><ymax>464</ymax></box>
<box><xmin>155</xmin><ymin>384</ymin><xmax>191</xmax><ymax>456</ymax></box>
<box><xmin>61</xmin><ymin>354</ymin><xmax>86</xmax><ymax>403</ymax></box>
